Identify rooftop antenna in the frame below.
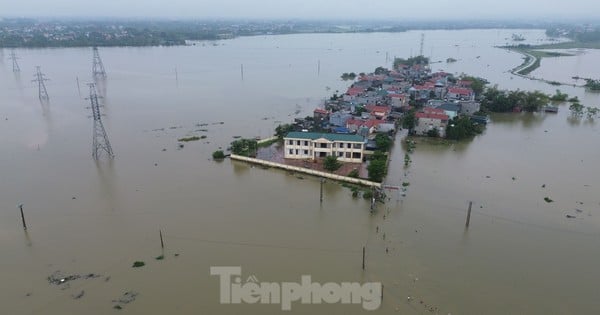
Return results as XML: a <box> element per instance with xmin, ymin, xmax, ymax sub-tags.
<box><xmin>86</xmin><ymin>83</ymin><xmax>114</xmax><ymax>160</ymax></box>
<box><xmin>32</xmin><ymin>66</ymin><xmax>50</xmax><ymax>102</ymax></box>
<box><xmin>92</xmin><ymin>47</ymin><xmax>107</xmax><ymax>80</ymax></box>
<box><xmin>9</xmin><ymin>50</ymin><xmax>20</xmax><ymax>72</ymax></box>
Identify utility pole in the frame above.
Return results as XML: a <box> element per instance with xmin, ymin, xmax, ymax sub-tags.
<box><xmin>9</xmin><ymin>50</ymin><xmax>20</xmax><ymax>73</ymax></box>
<box><xmin>76</xmin><ymin>76</ymin><xmax>81</xmax><ymax>97</ymax></box>
<box><xmin>86</xmin><ymin>83</ymin><xmax>114</xmax><ymax>160</ymax></box>
<box><xmin>240</xmin><ymin>64</ymin><xmax>244</xmax><ymax>80</ymax></box>
<box><xmin>419</xmin><ymin>33</ymin><xmax>425</xmax><ymax>57</ymax></box>
<box><xmin>32</xmin><ymin>66</ymin><xmax>50</xmax><ymax>102</ymax></box>
<box><xmin>466</xmin><ymin>201</ymin><xmax>473</xmax><ymax>228</ymax></box>
<box><xmin>92</xmin><ymin>47</ymin><xmax>107</xmax><ymax>80</ymax></box>
<box><xmin>18</xmin><ymin>204</ymin><xmax>27</xmax><ymax>230</ymax></box>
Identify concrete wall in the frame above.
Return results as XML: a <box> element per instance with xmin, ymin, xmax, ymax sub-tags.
<box><xmin>230</xmin><ymin>154</ymin><xmax>381</xmax><ymax>188</ymax></box>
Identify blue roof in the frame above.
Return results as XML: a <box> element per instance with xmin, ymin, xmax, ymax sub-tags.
<box><xmin>286</xmin><ymin>131</ymin><xmax>364</xmax><ymax>142</ymax></box>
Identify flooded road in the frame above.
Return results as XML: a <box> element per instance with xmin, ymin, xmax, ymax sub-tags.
<box><xmin>1</xmin><ymin>29</ymin><xmax>600</xmax><ymax>314</ymax></box>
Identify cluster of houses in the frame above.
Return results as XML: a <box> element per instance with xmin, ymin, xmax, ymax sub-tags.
<box><xmin>284</xmin><ymin>62</ymin><xmax>484</xmax><ymax>162</ymax></box>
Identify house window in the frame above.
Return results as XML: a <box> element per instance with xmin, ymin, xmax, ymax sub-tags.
<box><xmin>304</xmin><ymin>141</ymin><xmax>308</xmax><ymax>146</ymax></box>
<box><xmin>353</xmin><ymin>143</ymin><xmax>362</xmax><ymax>149</ymax></box>
<box><xmin>338</xmin><ymin>152</ymin><xmax>344</xmax><ymax>157</ymax></box>
<box><xmin>297</xmin><ymin>140</ymin><xmax>301</xmax><ymax>145</ymax></box>
<box><xmin>289</xmin><ymin>149</ymin><xmax>293</xmax><ymax>155</ymax></box>
<box><xmin>295</xmin><ymin>149</ymin><xmax>299</xmax><ymax>155</ymax></box>
<box><xmin>352</xmin><ymin>152</ymin><xmax>361</xmax><ymax>159</ymax></box>
<box><xmin>320</xmin><ymin>143</ymin><xmax>327</xmax><ymax>148</ymax></box>
<box><xmin>304</xmin><ymin>150</ymin><xmax>308</xmax><ymax>155</ymax></box>
<box><xmin>347</xmin><ymin>143</ymin><xmax>351</xmax><ymax>148</ymax></box>
<box><xmin>345</xmin><ymin>152</ymin><xmax>351</xmax><ymax>158</ymax></box>
<box><xmin>288</xmin><ymin>140</ymin><xmax>293</xmax><ymax>145</ymax></box>
<box><xmin>332</xmin><ymin>143</ymin><xmax>336</xmax><ymax>148</ymax></box>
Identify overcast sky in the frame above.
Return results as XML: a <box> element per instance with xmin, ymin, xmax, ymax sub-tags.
<box><xmin>0</xmin><ymin>0</ymin><xmax>597</xmax><ymax>20</ymax></box>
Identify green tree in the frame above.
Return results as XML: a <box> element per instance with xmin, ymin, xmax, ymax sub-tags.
<box><xmin>367</xmin><ymin>159</ymin><xmax>387</xmax><ymax>182</ymax></box>
<box><xmin>446</xmin><ymin>116</ymin><xmax>482</xmax><ymax>140</ymax></box>
<box><xmin>460</xmin><ymin>75</ymin><xmax>488</xmax><ymax>96</ymax></box>
<box><xmin>569</xmin><ymin>103</ymin><xmax>585</xmax><ymax>117</ymax></box>
<box><xmin>275</xmin><ymin>124</ymin><xmax>294</xmax><ymax>140</ymax></box>
<box><xmin>374</xmin><ymin>134</ymin><xmax>392</xmax><ymax>152</ymax></box>
<box><xmin>402</xmin><ymin>109</ymin><xmax>416</xmax><ymax>130</ymax></box>
<box><xmin>324</xmin><ymin>155</ymin><xmax>342</xmax><ymax>172</ymax></box>
<box><xmin>212</xmin><ymin>150</ymin><xmax>225</xmax><ymax>160</ymax></box>
<box><xmin>427</xmin><ymin>128</ymin><xmax>440</xmax><ymax>137</ymax></box>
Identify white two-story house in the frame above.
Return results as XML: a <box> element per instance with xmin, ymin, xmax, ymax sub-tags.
<box><xmin>284</xmin><ymin>132</ymin><xmax>365</xmax><ymax>163</ymax></box>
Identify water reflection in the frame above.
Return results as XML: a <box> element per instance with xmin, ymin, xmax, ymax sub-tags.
<box><xmin>95</xmin><ymin>159</ymin><xmax>118</xmax><ymax>212</ymax></box>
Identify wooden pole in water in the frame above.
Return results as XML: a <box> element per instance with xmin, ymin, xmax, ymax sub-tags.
<box><xmin>317</xmin><ymin>60</ymin><xmax>320</xmax><ymax>76</ymax></box>
<box><xmin>18</xmin><ymin>204</ymin><xmax>27</xmax><ymax>230</ymax></box>
<box><xmin>159</xmin><ymin>230</ymin><xmax>164</xmax><ymax>249</ymax></box>
<box><xmin>76</xmin><ymin>76</ymin><xmax>81</xmax><ymax>97</ymax></box>
<box><xmin>362</xmin><ymin>246</ymin><xmax>365</xmax><ymax>270</ymax></box>
<box><xmin>466</xmin><ymin>201</ymin><xmax>473</xmax><ymax>227</ymax></box>
<box><xmin>320</xmin><ymin>178</ymin><xmax>324</xmax><ymax>203</ymax></box>
<box><xmin>381</xmin><ymin>284</ymin><xmax>384</xmax><ymax>301</ymax></box>
<box><xmin>240</xmin><ymin>64</ymin><xmax>244</xmax><ymax>80</ymax></box>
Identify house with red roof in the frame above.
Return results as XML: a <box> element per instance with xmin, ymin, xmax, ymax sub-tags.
<box><xmin>414</xmin><ymin>108</ymin><xmax>449</xmax><ymax>137</ymax></box>
<box><xmin>346</xmin><ymin>118</ymin><xmax>382</xmax><ymax>135</ymax></box>
<box><xmin>313</xmin><ymin>108</ymin><xmax>329</xmax><ymax>127</ymax></box>
<box><xmin>365</xmin><ymin>105</ymin><xmax>391</xmax><ymax>120</ymax></box>
<box><xmin>447</xmin><ymin>87</ymin><xmax>474</xmax><ymax>100</ymax></box>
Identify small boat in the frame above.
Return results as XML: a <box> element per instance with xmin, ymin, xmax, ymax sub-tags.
<box><xmin>543</xmin><ymin>106</ymin><xmax>559</xmax><ymax>113</ymax></box>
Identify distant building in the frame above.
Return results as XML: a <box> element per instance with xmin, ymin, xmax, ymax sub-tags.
<box><xmin>329</xmin><ymin>111</ymin><xmax>353</xmax><ymax>127</ymax></box>
<box><xmin>284</xmin><ymin>132</ymin><xmax>365</xmax><ymax>163</ymax></box>
<box><xmin>313</xmin><ymin>108</ymin><xmax>329</xmax><ymax>127</ymax></box>
<box><xmin>437</xmin><ymin>103</ymin><xmax>461</xmax><ymax>120</ymax></box>
<box><xmin>415</xmin><ymin>108</ymin><xmax>449</xmax><ymax>137</ymax></box>
<box><xmin>459</xmin><ymin>101</ymin><xmax>481</xmax><ymax>115</ymax></box>
<box><xmin>447</xmin><ymin>87</ymin><xmax>474</xmax><ymax>100</ymax></box>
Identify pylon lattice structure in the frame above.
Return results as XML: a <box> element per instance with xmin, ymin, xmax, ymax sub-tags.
<box><xmin>32</xmin><ymin>66</ymin><xmax>50</xmax><ymax>101</ymax></box>
<box><xmin>92</xmin><ymin>47</ymin><xmax>107</xmax><ymax>80</ymax></box>
<box><xmin>87</xmin><ymin>83</ymin><xmax>114</xmax><ymax>160</ymax></box>
<box><xmin>419</xmin><ymin>33</ymin><xmax>425</xmax><ymax>57</ymax></box>
<box><xmin>9</xmin><ymin>50</ymin><xmax>20</xmax><ymax>72</ymax></box>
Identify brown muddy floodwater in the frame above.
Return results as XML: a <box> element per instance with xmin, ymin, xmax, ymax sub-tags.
<box><xmin>1</xmin><ymin>29</ymin><xmax>600</xmax><ymax>314</ymax></box>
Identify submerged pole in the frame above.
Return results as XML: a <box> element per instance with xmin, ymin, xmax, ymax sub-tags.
<box><xmin>320</xmin><ymin>178</ymin><xmax>324</xmax><ymax>203</ymax></box>
<box><xmin>76</xmin><ymin>76</ymin><xmax>81</xmax><ymax>97</ymax></box>
<box><xmin>160</xmin><ymin>230</ymin><xmax>164</xmax><ymax>249</ymax></box>
<box><xmin>362</xmin><ymin>246</ymin><xmax>365</xmax><ymax>270</ymax></box>
<box><xmin>240</xmin><ymin>64</ymin><xmax>244</xmax><ymax>80</ymax></box>
<box><xmin>466</xmin><ymin>201</ymin><xmax>473</xmax><ymax>227</ymax></box>
<box><xmin>18</xmin><ymin>204</ymin><xmax>27</xmax><ymax>230</ymax></box>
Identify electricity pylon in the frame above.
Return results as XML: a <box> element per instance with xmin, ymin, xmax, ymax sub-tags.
<box><xmin>86</xmin><ymin>83</ymin><xmax>114</xmax><ymax>160</ymax></box>
<box><xmin>32</xmin><ymin>66</ymin><xmax>49</xmax><ymax>101</ymax></box>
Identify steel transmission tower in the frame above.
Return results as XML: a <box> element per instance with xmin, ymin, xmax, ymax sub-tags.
<box><xmin>32</xmin><ymin>66</ymin><xmax>50</xmax><ymax>101</ymax></box>
<box><xmin>9</xmin><ymin>50</ymin><xmax>20</xmax><ymax>72</ymax></box>
<box><xmin>92</xmin><ymin>47</ymin><xmax>107</xmax><ymax>79</ymax></box>
<box><xmin>87</xmin><ymin>83</ymin><xmax>114</xmax><ymax>160</ymax></box>
<box><xmin>419</xmin><ymin>33</ymin><xmax>425</xmax><ymax>57</ymax></box>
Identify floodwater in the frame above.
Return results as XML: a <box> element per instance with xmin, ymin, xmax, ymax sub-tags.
<box><xmin>1</xmin><ymin>29</ymin><xmax>599</xmax><ymax>314</ymax></box>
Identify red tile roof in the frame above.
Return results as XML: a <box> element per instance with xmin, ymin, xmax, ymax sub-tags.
<box><xmin>313</xmin><ymin>108</ymin><xmax>328</xmax><ymax>115</ymax></box>
<box><xmin>423</xmin><ymin>107</ymin><xmax>446</xmax><ymax>115</ymax></box>
<box><xmin>346</xmin><ymin>118</ymin><xmax>382</xmax><ymax>129</ymax></box>
<box><xmin>448</xmin><ymin>87</ymin><xmax>473</xmax><ymax>95</ymax></box>
<box><xmin>346</xmin><ymin>87</ymin><xmax>365</xmax><ymax>96</ymax></box>
<box><xmin>365</xmin><ymin>105</ymin><xmax>391</xmax><ymax>114</ymax></box>
<box><xmin>416</xmin><ymin>112</ymin><xmax>449</xmax><ymax>121</ymax></box>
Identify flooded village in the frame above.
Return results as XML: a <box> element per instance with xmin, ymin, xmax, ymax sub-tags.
<box><xmin>230</xmin><ymin>56</ymin><xmax>489</xmax><ymax>195</ymax></box>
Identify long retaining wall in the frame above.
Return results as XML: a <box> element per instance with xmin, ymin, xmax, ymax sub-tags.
<box><xmin>230</xmin><ymin>154</ymin><xmax>381</xmax><ymax>188</ymax></box>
